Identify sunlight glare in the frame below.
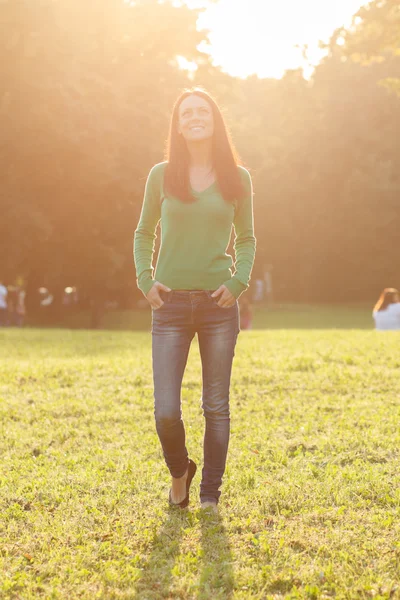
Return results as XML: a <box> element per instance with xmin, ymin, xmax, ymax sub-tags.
<box><xmin>192</xmin><ymin>0</ymin><xmax>367</xmax><ymax>78</ymax></box>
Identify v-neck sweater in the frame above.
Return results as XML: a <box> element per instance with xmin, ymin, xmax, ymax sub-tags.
<box><xmin>133</xmin><ymin>162</ymin><xmax>256</xmax><ymax>299</ymax></box>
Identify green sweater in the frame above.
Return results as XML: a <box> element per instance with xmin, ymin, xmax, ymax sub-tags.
<box><xmin>133</xmin><ymin>162</ymin><xmax>256</xmax><ymax>299</ymax></box>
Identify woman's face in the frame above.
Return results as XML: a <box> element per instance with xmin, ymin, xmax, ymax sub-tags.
<box><xmin>177</xmin><ymin>95</ymin><xmax>214</xmax><ymax>143</ymax></box>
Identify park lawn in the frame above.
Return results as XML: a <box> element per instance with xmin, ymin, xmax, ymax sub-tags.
<box><xmin>0</xmin><ymin>325</ymin><xmax>399</xmax><ymax>599</ymax></box>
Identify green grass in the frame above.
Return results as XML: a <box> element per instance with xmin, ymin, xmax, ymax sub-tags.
<box><xmin>1</xmin><ymin>320</ymin><xmax>399</xmax><ymax>599</ymax></box>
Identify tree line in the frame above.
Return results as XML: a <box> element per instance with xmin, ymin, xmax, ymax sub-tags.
<box><xmin>1</xmin><ymin>0</ymin><xmax>399</xmax><ymax>312</ymax></box>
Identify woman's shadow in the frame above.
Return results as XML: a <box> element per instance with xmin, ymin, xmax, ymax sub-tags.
<box><xmin>197</xmin><ymin>508</ymin><xmax>235</xmax><ymax>599</ymax></box>
<box><xmin>134</xmin><ymin>506</ymin><xmax>235</xmax><ymax>599</ymax></box>
<box><xmin>134</xmin><ymin>506</ymin><xmax>188</xmax><ymax>599</ymax></box>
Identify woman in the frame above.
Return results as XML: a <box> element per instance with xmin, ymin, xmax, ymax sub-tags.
<box><xmin>0</xmin><ymin>279</ymin><xmax>7</xmax><ymax>326</ymax></box>
<box><xmin>134</xmin><ymin>88</ymin><xmax>256</xmax><ymax>512</ymax></box>
<box><xmin>373</xmin><ymin>288</ymin><xmax>400</xmax><ymax>330</ymax></box>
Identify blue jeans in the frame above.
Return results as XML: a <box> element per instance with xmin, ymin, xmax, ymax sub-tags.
<box><xmin>152</xmin><ymin>289</ymin><xmax>240</xmax><ymax>504</ymax></box>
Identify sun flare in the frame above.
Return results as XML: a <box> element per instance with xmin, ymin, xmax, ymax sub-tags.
<box><xmin>189</xmin><ymin>0</ymin><xmax>367</xmax><ymax>78</ymax></box>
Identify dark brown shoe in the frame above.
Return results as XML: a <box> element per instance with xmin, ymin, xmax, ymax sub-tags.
<box><xmin>168</xmin><ymin>459</ymin><xmax>197</xmax><ymax>509</ymax></box>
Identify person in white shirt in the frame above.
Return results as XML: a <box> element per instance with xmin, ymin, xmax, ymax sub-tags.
<box><xmin>373</xmin><ymin>288</ymin><xmax>400</xmax><ymax>331</ymax></box>
<box><xmin>0</xmin><ymin>281</ymin><xmax>8</xmax><ymax>326</ymax></box>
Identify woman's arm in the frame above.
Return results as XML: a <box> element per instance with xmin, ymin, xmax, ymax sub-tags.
<box><xmin>223</xmin><ymin>167</ymin><xmax>257</xmax><ymax>299</ymax></box>
<box><xmin>133</xmin><ymin>163</ymin><xmax>165</xmax><ymax>296</ymax></box>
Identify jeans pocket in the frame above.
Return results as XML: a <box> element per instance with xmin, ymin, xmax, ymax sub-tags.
<box><xmin>214</xmin><ymin>299</ymin><xmax>236</xmax><ymax>309</ymax></box>
<box><xmin>152</xmin><ymin>303</ymin><xmax>164</xmax><ymax>312</ymax></box>
<box><xmin>153</xmin><ymin>290</ymin><xmax>172</xmax><ymax>311</ymax></box>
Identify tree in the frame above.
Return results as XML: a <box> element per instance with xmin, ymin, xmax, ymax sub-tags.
<box><xmin>340</xmin><ymin>0</ymin><xmax>400</xmax><ymax>93</ymax></box>
<box><xmin>0</xmin><ymin>0</ymin><xmax>212</xmax><ymax>319</ymax></box>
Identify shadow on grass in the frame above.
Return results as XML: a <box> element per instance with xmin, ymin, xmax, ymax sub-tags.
<box><xmin>197</xmin><ymin>509</ymin><xmax>235</xmax><ymax>599</ymax></box>
<box><xmin>134</xmin><ymin>507</ymin><xmax>234</xmax><ymax>600</ymax></box>
<box><xmin>134</xmin><ymin>506</ymin><xmax>188</xmax><ymax>599</ymax></box>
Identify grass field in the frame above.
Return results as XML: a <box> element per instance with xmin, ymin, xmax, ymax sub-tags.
<box><xmin>1</xmin><ymin>309</ymin><xmax>400</xmax><ymax>599</ymax></box>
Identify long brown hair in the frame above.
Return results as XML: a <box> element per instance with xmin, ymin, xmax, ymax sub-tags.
<box><xmin>164</xmin><ymin>88</ymin><xmax>245</xmax><ymax>204</ymax></box>
<box><xmin>374</xmin><ymin>288</ymin><xmax>400</xmax><ymax>312</ymax></box>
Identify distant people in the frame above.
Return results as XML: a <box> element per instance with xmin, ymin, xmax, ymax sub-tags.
<box><xmin>0</xmin><ymin>280</ymin><xmax>8</xmax><ymax>326</ymax></box>
<box><xmin>7</xmin><ymin>285</ymin><xmax>17</xmax><ymax>325</ymax></box>
<box><xmin>373</xmin><ymin>288</ymin><xmax>400</xmax><ymax>331</ymax></box>
<box><xmin>39</xmin><ymin>287</ymin><xmax>54</xmax><ymax>307</ymax></box>
<box><xmin>264</xmin><ymin>264</ymin><xmax>274</xmax><ymax>306</ymax></box>
<box><xmin>239</xmin><ymin>296</ymin><xmax>253</xmax><ymax>330</ymax></box>
<box><xmin>253</xmin><ymin>278</ymin><xmax>264</xmax><ymax>302</ymax></box>
<box><xmin>63</xmin><ymin>286</ymin><xmax>79</xmax><ymax>310</ymax></box>
<box><xmin>15</xmin><ymin>285</ymin><xmax>26</xmax><ymax>327</ymax></box>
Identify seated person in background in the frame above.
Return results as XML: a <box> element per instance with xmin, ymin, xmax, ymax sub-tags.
<box><xmin>0</xmin><ymin>280</ymin><xmax>7</xmax><ymax>326</ymax></box>
<box><xmin>373</xmin><ymin>288</ymin><xmax>400</xmax><ymax>330</ymax></box>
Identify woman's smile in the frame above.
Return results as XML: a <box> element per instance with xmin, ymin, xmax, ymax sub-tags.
<box><xmin>178</xmin><ymin>95</ymin><xmax>214</xmax><ymax>141</ymax></box>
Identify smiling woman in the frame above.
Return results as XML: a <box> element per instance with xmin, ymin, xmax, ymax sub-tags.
<box><xmin>165</xmin><ymin>89</ymin><xmax>244</xmax><ymax>204</ymax></box>
<box><xmin>178</xmin><ymin>95</ymin><xmax>214</xmax><ymax>144</ymax></box>
<box><xmin>133</xmin><ymin>87</ymin><xmax>256</xmax><ymax>513</ymax></box>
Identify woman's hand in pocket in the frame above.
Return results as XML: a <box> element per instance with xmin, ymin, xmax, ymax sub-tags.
<box><xmin>146</xmin><ymin>282</ymin><xmax>171</xmax><ymax>310</ymax></box>
<box><xmin>211</xmin><ymin>285</ymin><xmax>236</xmax><ymax>308</ymax></box>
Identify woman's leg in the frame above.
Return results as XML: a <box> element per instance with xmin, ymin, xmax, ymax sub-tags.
<box><xmin>152</xmin><ymin>296</ymin><xmax>195</xmax><ymax>479</ymax></box>
<box><xmin>197</xmin><ymin>300</ymin><xmax>239</xmax><ymax>504</ymax></box>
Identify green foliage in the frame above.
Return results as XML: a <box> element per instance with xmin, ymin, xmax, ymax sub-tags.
<box><xmin>0</xmin><ymin>0</ymin><xmax>208</xmax><ymax>298</ymax></box>
<box><xmin>1</xmin><ymin>0</ymin><xmax>400</xmax><ymax>304</ymax></box>
<box><xmin>340</xmin><ymin>0</ymin><xmax>400</xmax><ymax>93</ymax></box>
<box><xmin>1</xmin><ymin>324</ymin><xmax>400</xmax><ymax>598</ymax></box>
<box><xmin>342</xmin><ymin>0</ymin><xmax>400</xmax><ymax>63</ymax></box>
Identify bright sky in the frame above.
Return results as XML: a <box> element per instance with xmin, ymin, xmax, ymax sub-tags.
<box><xmin>184</xmin><ymin>0</ymin><xmax>366</xmax><ymax>79</ymax></box>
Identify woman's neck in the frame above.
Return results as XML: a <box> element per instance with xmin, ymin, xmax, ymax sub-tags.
<box><xmin>187</xmin><ymin>140</ymin><xmax>213</xmax><ymax>168</ymax></box>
